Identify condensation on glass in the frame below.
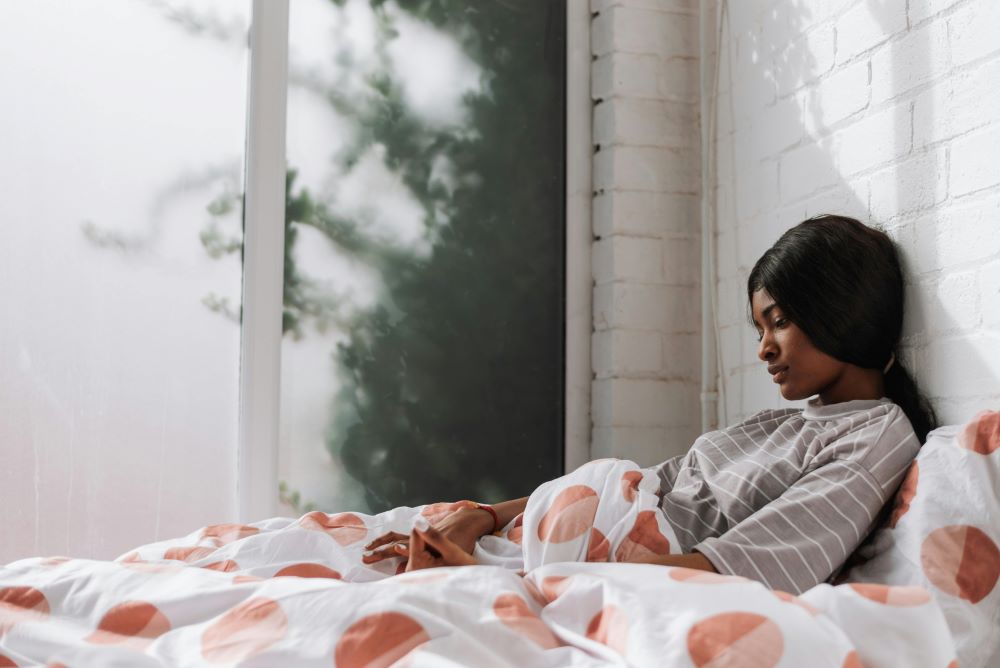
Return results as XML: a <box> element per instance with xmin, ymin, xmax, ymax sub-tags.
<box><xmin>0</xmin><ymin>0</ymin><xmax>250</xmax><ymax>562</ymax></box>
<box><xmin>280</xmin><ymin>0</ymin><xmax>567</xmax><ymax>515</ymax></box>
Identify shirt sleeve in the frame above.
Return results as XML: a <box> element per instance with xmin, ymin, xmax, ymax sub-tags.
<box><xmin>692</xmin><ymin>458</ymin><xmax>888</xmax><ymax>594</ymax></box>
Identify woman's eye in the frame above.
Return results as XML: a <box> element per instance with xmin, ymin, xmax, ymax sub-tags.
<box><xmin>774</xmin><ymin>318</ymin><xmax>788</xmax><ymax>328</ymax></box>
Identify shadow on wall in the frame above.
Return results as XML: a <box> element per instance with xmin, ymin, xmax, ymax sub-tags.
<box><xmin>714</xmin><ymin>0</ymin><xmax>995</xmax><ymax>427</ymax></box>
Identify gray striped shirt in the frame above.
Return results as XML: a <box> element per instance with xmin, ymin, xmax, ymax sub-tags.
<box><xmin>655</xmin><ymin>397</ymin><xmax>919</xmax><ymax>594</ymax></box>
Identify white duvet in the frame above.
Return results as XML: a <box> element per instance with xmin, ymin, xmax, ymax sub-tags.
<box><xmin>0</xmin><ymin>459</ymin><xmax>957</xmax><ymax>667</ymax></box>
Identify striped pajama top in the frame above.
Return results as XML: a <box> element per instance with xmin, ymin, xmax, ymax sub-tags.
<box><xmin>655</xmin><ymin>397</ymin><xmax>920</xmax><ymax>594</ymax></box>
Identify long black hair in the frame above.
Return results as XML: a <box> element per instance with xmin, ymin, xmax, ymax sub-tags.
<box><xmin>747</xmin><ymin>214</ymin><xmax>936</xmax><ymax>443</ymax></box>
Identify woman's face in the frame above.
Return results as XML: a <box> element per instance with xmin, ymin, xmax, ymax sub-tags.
<box><xmin>750</xmin><ymin>289</ymin><xmax>856</xmax><ymax>403</ymax></box>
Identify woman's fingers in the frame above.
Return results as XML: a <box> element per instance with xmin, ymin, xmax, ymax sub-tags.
<box><xmin>364</xmin><ymin>531</ymin><xmax>408</xmax><ymax>551</ymax></box>
<box><xmin>361</xmin><ymin>542</ymin><xmax>405</xmax><ymax>564</ymax></box>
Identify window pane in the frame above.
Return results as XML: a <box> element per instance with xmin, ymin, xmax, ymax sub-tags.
<box><xmin>0</xmin><ymin>0</ymin><xmax>250</xmax><ymax>561</ymax></box>
<box><xmin>280</xmin><ymin>0</ymin><xmax>566</xmax><ymax>514</ymax></box>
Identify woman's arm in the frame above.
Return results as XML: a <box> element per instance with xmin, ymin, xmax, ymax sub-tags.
<box><xmin>623</xmin><ymin>550</ymin><xmax>717</xmax><ymax>572</ymax></box>
<box><xmin>364</xmin><ymin>496</ymin><xmax>529</xmax><ymax>564</ymax></box>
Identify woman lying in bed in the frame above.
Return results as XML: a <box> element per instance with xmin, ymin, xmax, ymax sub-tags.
<box><xmin>364</xmin><ymin>214</ymin><xmax>937</xmax><ymax>594</ymax></box>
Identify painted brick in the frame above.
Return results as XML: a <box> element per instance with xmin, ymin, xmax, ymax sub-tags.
<box><xmin>913</xmin><ymin>58</ymin><xmax>1000</xmax><ymax>148</ymax></box>
<box><xmin>868</xmin><ymin>147</ymin><xmax>948</xmax><ymax>222</ymax></box>
<box><xmin>592</xmin><ymin>7</ymin><xmax>697</xmax><ymax>59</ymax></box>
<box><xmin>591</xmin><ymin>425</ymin><xmax>697</xmax><ymax>464</ymax></box>
<box><xmin>924</xmin><ymin>333</ymin><xmax>1000</xmax><ymax>398</ymax></box>
<box><xmin>593</xmin><ymin>191</ymin><xmax>699</xmax><ymax>238</ymax></box>
<box><xmin>980</xmin><ymin>260</ymin><xmax>1000</xmax><ymax>330</ymax></box>
<box><xmin>741</xmin><ymin>366</ymin><xmax>781</xmax><ymax>416</ymax></box>
<box><xmin>950</xmin><ymin>125</ymin><xmax>1000</xmax><ymax>197</ymax></box>
<box><xmin>730</xmin><ymin>38</ymin><xmax>777</xmax><ymax>117</ymax></box>
<box><xmin>593</xmin><ymin>283</ymin><xmax>699</xmax><ymax>333</ymax></box>
<box><xmin>661</xmin><ymin>332</ymin><xmax>700</xmax><ymax>380</ymax></box>
<box><xmin>948</xmin><ymin>0</ymin><xmax>1000</xmax><ymax>67</ymax></box>
<box><xmin>591</xmin><ymin>378</ymin><xmax>700</xmax><ymax>427</ymax></box>
<box><xmin>591</xmin><ymin>0</ymin><xmax>696</xmax><ymax>14</ymax></box>
<box><xmin>594</xmin><ymin>97</ymin><xmax>699</xmax><ymax>149</ymax></box>
<box><xmin>592</xmin><ymin>53</ymin><xmax>699</xmax><ymax>102</ymax></box>
<box><xmin>779</xmin><ymin>137</ymin><xmax>840</xmax><ymax>202</ymax></box>
<box><xmin>776</xmin><ymin>180</ymin><xmax>871</xmax><ymax>230</ymax></box>
<box><xmin>716</xmin><ymin>276</ymin><xmax>745</xmax><ymax>328</ymax></box>
<box><xmin>594</xmin><ymin>145</ymin><xmax>700</xmax><ymax>193</ymax></box>
<box><xmin>774</xmin><ymin>23</ymin><xmax>836</xmax><ymax>97</ymax></box>
<box><xmin>747</xmin><ymin>96</ymin><xmax>804</xmax><ymax>162</ymax></box>
<box><xmin>836</xmin><ymin>1</ymin><xmax>907</xmax><ymax>64</ymax></box>
<box><xmin>832</xmin><ymin>102</ymin><xmax>912</xmax><ymax>177</ymax></box>
<box><xmin>805</xmin><ymin>59</ymin><xmax>871</xmax><ymax>132</ymax></box>
<box><xmin>930</xmin><ymin>270</ymin><xmax>981</xmax><ymax>332</ymax></box>
<box><xmin>718</xmin><ymin>325</ymin><xmax>745</xmax><ymax>374</ymax></box>
<box><xmin>662</xmin><ymin>236</ymin><xmax>700</xmax><ymax>286</ymax></box>
<box><xmin>592</xmin><ymin>328</ymin><xmax>663</xmax><ymax>377</ymax></box>
<box><xmin>913</xmin><ymin>196</ymin><xmax>1000</xmax><ymax>272</ymax></box>
<box><xmin>736</xmin><ymin>159</ymin><xmax>779</xmax><ymax>217</ymax></box>
<box><xmin>592</xmin><ymin>235</ymin><xmax>664</xmax><ymax>284</ymax></box>
<box><xmin>870</xmin><ymin>20</ymin><xmax>950</xmax><ymax>105</ymax></box>
<box><xmin>909</xmin><ymin>0</ymin><xmax>965</xmax><ymax>24</ymax></box>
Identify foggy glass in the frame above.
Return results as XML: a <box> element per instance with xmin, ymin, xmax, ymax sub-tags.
<box><xmin>279</xmin><ymin>0</ymin><xmax>567</xmax><ymax>514</ymax></box>
<box><xmin>0</xmin><ymin>0</ymin><xmax>250</xmax><ymax>561</ymax></box>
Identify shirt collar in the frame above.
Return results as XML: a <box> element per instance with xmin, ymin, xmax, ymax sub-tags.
<box><xmin>801</xmin><ymin>396</ymin><xmax>891</xmax><ymax>420</ymax></box>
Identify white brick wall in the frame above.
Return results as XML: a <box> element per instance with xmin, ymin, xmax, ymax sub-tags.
<box><xmin>711</xmin><ymin>0</ymin><xmax>1000</xmax><ymax>427</ymax></box>
<box><xmin>590</xmin><ymin>0</ymin><xmax>701</xmax><ymax>465</ymax></box>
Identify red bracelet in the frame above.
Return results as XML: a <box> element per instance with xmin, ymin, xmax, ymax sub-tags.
<box><xmin>462</xmin><ymin>501</ymin><xmax>500</xmax><ymax>534</ymax></box>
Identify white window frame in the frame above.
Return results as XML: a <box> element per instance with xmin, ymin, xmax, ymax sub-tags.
<box><xmin>238</xmin><ymin>0</ymin><xmax>590</xmax><ymax>520</ymax></box>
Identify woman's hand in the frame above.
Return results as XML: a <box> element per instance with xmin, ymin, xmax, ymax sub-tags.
<box><xmin>403</xmin><ymin>525</ymin><xmax>479</xmax><ymax>571</ymax></box>
<box><xmin>362</xmin><ymin>505</ymin><xmax>494</xmax><ymax>565</ymax></box>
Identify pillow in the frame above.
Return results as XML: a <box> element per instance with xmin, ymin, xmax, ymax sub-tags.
<box><xmin>844</xmin><ymin>410</ymin><xmax>1000</xmax><ymax>668</ymax></box>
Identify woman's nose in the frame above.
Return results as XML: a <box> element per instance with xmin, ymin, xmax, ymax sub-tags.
<box><xmin>757</xmin><ymin>333</ymin><xmax>777</xmax><ymax>362</ymax></box>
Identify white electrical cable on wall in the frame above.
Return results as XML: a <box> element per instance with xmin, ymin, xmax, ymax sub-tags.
<box><xmin>699</xmin><ymin>0</ymin><xmax>729</xmax><ymax>431</ymax></box>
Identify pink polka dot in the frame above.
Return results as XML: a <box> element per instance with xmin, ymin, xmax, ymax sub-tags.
<box><xmin>493</xmin><ymin>593</ymin><xmax>561</xmax><ymax>649</ymax></box>
<box><xmin>614</xmin><ymin>511</ymin><xmax>671</xmax><ymax>562</ymax></box>
<box><xmin>848</xmin><ymin>583</ymin><xmax>931</xmax><ymax>607</ymax></box>
<box><xmin>507</xmin><ymin>513</ymin><xmax>524</xmax><ymax>545</ymax></box>
<box><xmin>273</xmin><ymin>563</ymin><xmax>342</xmax><ymax>579</ymax></box>
<box><xmin>587</xmin><ymin>528</ymin><xmax>610</xmax><ymax>562</ymax></box>
<box><xmin>921</xmin><ymin>525</ymin><xmax>1000</xmax><ymax>604</ymax></box>
<box><xmin>523</xmin><ymin>580</ymin><xmax>549</xmax><ymax>607</ymax></box>
<box><xmin>687</xmin><ymin>612</ymin><xmax>784</xmax><ymax>668</ymax></box>
<box><xmin>201</xmin><ymin>597</ymin><xmax>287</xmax><ymax>663</ymax></box>
<box><xmin>621</xmin><ymin>470</ymin><xmax>643</xmax><ymax>503</ymax></box>
<box><xmin>669</xmin><ymin>568</ymin><xmax>747</xmax><ymax>585</ymax></box>
<box><xmin>164</xmin><ymin>546</ymin><xmax>216</xmax><ymax>563</ymax></box>
<box><xmin>772</xmin><ymin>591</ymin><xmax>819</xmax><ymax>616</ymax></box>
<box><xmin>201</xmin><ymin>524</ymin><xmax>259</xmax><ymax>546</ymax></box>
<box><xmin>233</xmin><ymin>575</ymin><xmax>263</xmax><ymax>585</ymax></box>
<box><xmin>85</xmin><ymin>601</ymin><xmax>171</xmax><ymax>650</ymax></box>
<box><xmin>586</xmin><ymin>606</ymin><xmax>628</xmax><ymax>655</ymax></box>
<box><xmin>540</xmin><ymin>575</ymin><xmax>573</xmax><ymax>603</ymax></box>
<box><xmin>889</xmin><ymin>462</ymin><xmax>919</xmax><ymax>529</ymax></box>
<box><xmin>38</xmin><ymin>556</ymin><xmax>71</xmax><ymax>568</ymax></box>
<box><xmin>537</xmin><ymin>486</ymin><xmax>599</xmax><ymax>543</ymax></box>
<box><xmin>334</xmin><ymin>612</ymin><xmax>430</xmax><ymax>668</ymax></box>
<box><xmin>299</xmin><ymin>512</ymin><xmax>368</xmax><ymax>546</ymax></box>
<box><xmin>0</xmin><ymin>586</ymin><xmax>49</xmax><ymax>633</ymax></box>
<box><xmin>842</xmin><ymin>650</ymin><xmax>863</xmax><ymax>668</ymax></box>
<box><xmin>958</xmin><ymin>411</ymin><xmax>1000</xmax><ymax>454</ymax></box>
<box><xmin>202</xmin><ymin>560</ymin><xmax>240</xmax><ymax>573</ymax></box>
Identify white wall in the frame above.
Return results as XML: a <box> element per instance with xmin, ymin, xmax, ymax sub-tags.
<box><xmin>590</xmin><ymin>0</ymin><xmax>704</xmax><ymax>465</ymax></box>
<box><xmin>710</xmin><ymin>0</ymin><xmax>1000</xmax><ymax>426</ymax></box>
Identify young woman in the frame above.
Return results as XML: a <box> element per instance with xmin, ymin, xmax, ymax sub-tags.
<box><xmin>364</xmin><ymin>215</ymin><xmax>936</xmax><ymax>594</ymax></box>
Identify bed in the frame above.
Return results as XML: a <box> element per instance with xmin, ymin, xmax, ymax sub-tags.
<box><xmin>1</xmin><ymin>411</ymin><xmax>996</xmax><ymax>667</ymax></box>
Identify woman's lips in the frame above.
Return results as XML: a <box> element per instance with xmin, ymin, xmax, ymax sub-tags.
<box><xmin>772</xmin><ymin>369</ymin><xmax>788</xmax><ymax>384</ymax></box>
